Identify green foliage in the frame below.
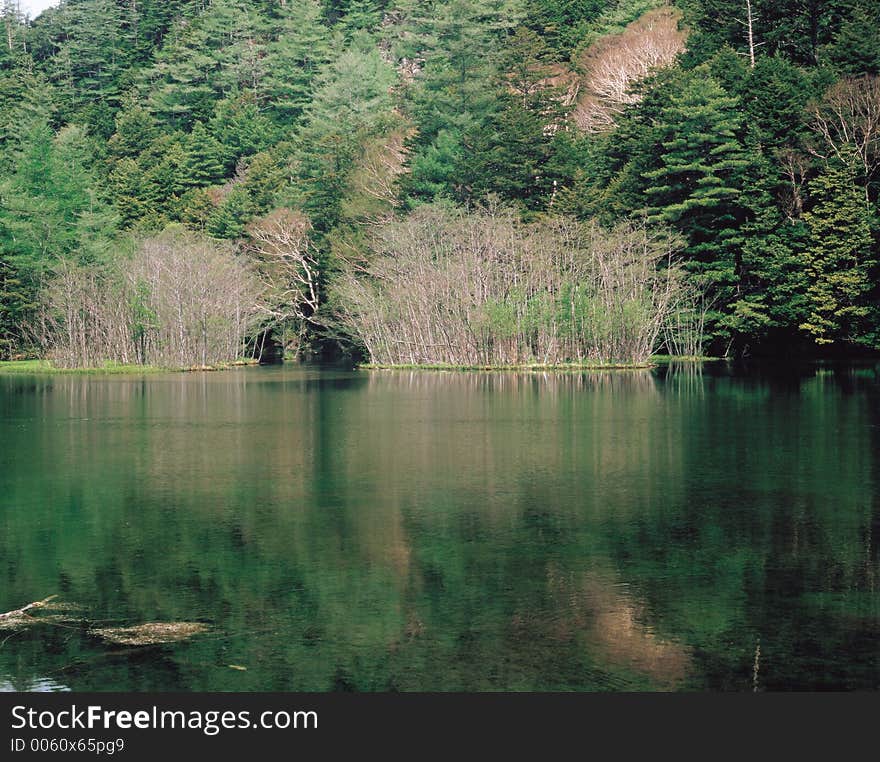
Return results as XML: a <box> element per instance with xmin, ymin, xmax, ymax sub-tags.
<box><xmin>740</xmin><ymin>56</ymin><xmax>820</xmax><ymax>151</ymax></box>
<box><xmin>261</xmin><ymin>0</ymin><xmax>335</xmax><ymax>124</ymax></box>
<box><xmin>48</xmin><ymin>0</ymin><xmax>130</xmax><ymax>136</ymax></box>
<box><xmin>1</xmin><ymin>0</ymin><xmax>880</xmax><ymax>360</ymax></box>
<box><xmin>679</xmin><ymin>0</ymin><xmax>849</xmax><ymax>67</ymax></box>
<box><xmin>107</xmin><ymin>98</ymin><xmax>160</xmax><ymax>160</ymax></box>
<box><xmin>0</xmin><ymin>119</ymin><xmax>119</xmax><ymax>352</ymax></box>
<box><xmin>209</xmin><ymin>94</ymin><xmax>277</xmax><ymax>172</ymax></box>
<box><xmin>457</xmin><ymin>27</ymin><xmax>568</xmax><ymax>208</ymax></box>
<box><xmin>145</xmin><ymin>0</ymin><xmax>268</xmax><ymax>129</ymax></box>
<box><xmin>238</xmin><ymin>150</ymin><xmax>287</xmax><ymax>215</ymax></box>
<box><xmin>524</xmin><ymin>0</ymin><xmax>607</xmax><ymax>53</ymax></box>
<box><xmin>207</xmin><ymin>186</ymin><xmax>254</xmax><ymax>239</ymax></box>
<box><xmin>287</xmin><ymin>38</ymin><xmax>397</xmax><ymax>230</ymax></box>
<box><xmin>799</xmin><ymin>158</ymin><xmax>878</xmax><ymax>345</ymax></box>
<box><xmin>181</xmin><ymin>122</ymin><xmax>226</xmax><ymax>189</ymax></box>
<box><xmin>598</xmin><ymin>69</ymin><xmax>754</xmax><ymax>345</ymax></box>
<box><xmin>823</xmin><ymin>0</ymin><xmax>880</xmax><ymax>75</ymax></box>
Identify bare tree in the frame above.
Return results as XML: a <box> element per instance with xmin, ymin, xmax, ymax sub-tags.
<box><xmin>38</xmin><ymin>229</ymin><xmax>263</xmax><ymax>369</ymax></box>
<box><xmin>331</xmin><ymin>204</ymin><xmax>694</xmax><ymax>367</ymax></box>
<box><xmin>37</xmin><ymin>260</ymin><xmax>136</xmax><ymax>369</ymax></box>
<box><xmin>778</xmin><ymin>148</ymin><xmax>810</xmax><ymax>220</ymax></box>
<box><xmin>574</xmin><ymin>7</ymin><xmax>686</xmax><ymax>133</ymax></box>
<box><xmin>245</xmin><ymin>208</ymin><xmax>319</xmax><ymax>358</ymax></box>
<box><xmin>130</xmin><ymin>231</ymin><xmax>262</xmax><ymax>368</ymax></box>
<box><xmin>739</xmin><ymin>0</ymin><xmax>762</xmax><ymax>68</ymax></box>
<box><xmin>810</xmin><ymin>75</ymin><xmax>880</xmax><ymax>205</ymax></box>
<box><xmin>341</xmin><ymin>123</ymin><xmax>413</xmax><ymax>225</ymax></box>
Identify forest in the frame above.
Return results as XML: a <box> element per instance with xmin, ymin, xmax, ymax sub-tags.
<box><xmin>0</xmin><ymin>0</ymin><xmax>878</xmax><ymax>367</ymax></box>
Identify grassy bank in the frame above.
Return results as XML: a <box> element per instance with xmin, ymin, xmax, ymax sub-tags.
<box><xmin>358</xmin><ymin>361</ymin><xmax>656</xmax><ymax>371</ymax></box>
<box><xmin>651</xmin><ymin>354</ymin><xmax>723</xmax><ymax>363</ymax></box>
<box><xmin>0</xmin><ymin>359</ymin><xmax>260</xmax><ymax>375</ymax></box>
<box><xmin>358</xmin><ymin>355</ymin><xmax>725</xmax><ymax>371</ymax></box>
<box><xmin>0</xmin><ymin>360</ymin><xmax>168</xmax><ymax>375</ymax></box>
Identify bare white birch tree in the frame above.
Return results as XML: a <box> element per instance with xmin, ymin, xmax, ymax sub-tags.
<box><xmin>331</xmin><ymin>204</ymin><xmax>696</xmax><ymax>367</ymax></box>
<box><xmin>809</xmin><ymin>75</ymin><xmax>880</xmax><ymax>205</ymax></box>
<box><xmin>38</xmin><ymin>229</ymin><xmax>263</xmax><ymax>368</ymax></box>
<box><xmin>574</xmin><ymin>7</ymin><xmax>686</xmax><ymax>133</ymax></box>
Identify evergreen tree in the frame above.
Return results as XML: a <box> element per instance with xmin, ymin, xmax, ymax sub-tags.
<box><xmin>642</xmin><ymin>71</ymin><xmax>754</xmax><ymax>342</ymax></box>
<box><xmin>401</xmin><ymin>0</ymin><xmax>523</xmax><ymax>203</ymax></box>
<box><xmin>289</xmin><ymin>38</ymin><xmax>396</xmax><ymax>230</ymax></box>
<box><xmin>181</xmin><ymin>121</ymin><xmax>226</xmax><ymax>188</ymax></box>
<box><xmin>728</xmin><ymin>163</ymin><xmax>812</xmax><ymax>347</ymax></box>
<box><xmin>824</xmin><ymin>0</ymin><xmax>880</xmax><ymax>75</ymax></box>
<box><xmin>741</xmin><ymin>56</ymin><xmax>819</xmax><ymax>152</ymax></box>
<box><xmin>209</xmin><ymin>93</ymin><xmax>277</xmax><ymax>172</ymax></box>
<box><xmin>146</xmin><ymin>0</ymin><xmax>268</xmax><ymax>129</ymax></box>
<box><xmin>0</xmin><ymin>119</ymin><xmax>118</xmax><ymax>350</ymax></box>
<box><xmin>339</xmin><ymin>0</ymin><xmax>384</xmax><ymax>36</ymax></box>
<box><xmin>800</xmin><ymin>157</ymin><xmax>877</xmax><ymax>345</ymax></box>
<box><xmin>240</xmin><ymin>149</ymin><xmax>286</xmax><ymax>215</ymax></box>
<box><xmin>458</xmin><ymin>27</ymin><xmax>567</xmax><ymax>208</ymax></box>
<box><xmin>524</xmin><ymin>0</ymin><xmax>606</xmax><ymax>53</ymax></box>
<box><xmin>50</xmin><ymin>0</ymin><xmax>129</xmax><ymax>136</ymax></box>
<box><xmin>107</xmin><ymin>98</ymin><xmax>160</xmax><ymax>160</ymax></box>
<box><xmin>207</xmin><ymin>185</ymin><xmax>254</xmax><ymax>239</ymax></box>
<box><xmin>261</xmin><ymin>0</ymin><xmax>334</xmax><ymax>124</ymax></box>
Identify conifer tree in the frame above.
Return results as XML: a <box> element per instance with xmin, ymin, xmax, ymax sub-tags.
<box><xmin>182</xmin><ymin>122</ymin><xmax>226</xmax><ymax>188</ymax></box>
<box><xmin>261</xmin><ymin>0</ymin><xmax>334</xmax><ymax>124</ymax></box>
<box><xmin>643</xmin><ymin>72</ymin><xmax>753</xmax><ymax>339</ymax></box>
<box><xmin>209</xmin><ymin>94</ymin><xmax>277</xmax><ymax>172</ymax></box>
<box><xmin>800</xmin><ymin>157</ymin><xmax>877</xmax><ymax>345</ymax></box>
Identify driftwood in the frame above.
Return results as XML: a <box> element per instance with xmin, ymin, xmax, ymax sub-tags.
<box><xmin>0</xmin><ymin>596</ymin><xmax>72</xmax><ymax>630</ymax></box>
<box><xmin>2</xmin><ymin>598</ymin><xmax>208</xmax><ymax>649</ymax></box>
<box><xmin>90</xmin><ymin>622</ymin><xmax>208</xmax><ymax>646</ymax></box>
<box><xmin>2</xmin><ymin>598</ymin><xmax>207</xmax><ymax>648</ymax></box>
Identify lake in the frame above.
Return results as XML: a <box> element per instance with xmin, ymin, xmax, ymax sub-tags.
<box><xmin>1</xmin><ymin>363</ymin><xmax>878</xmax><ymax>691</ymax></box>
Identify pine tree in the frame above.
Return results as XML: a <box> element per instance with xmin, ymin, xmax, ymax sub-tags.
<box><xmin>800</xmin><ymin>157</ymin><xmax>877</xmax><ymax>344</ymax></box>
<box><xmin>289</xmin><ymin>39</ymin><xmax>396</xmax><ymax>230</ymax></box>
<box><xmin>825</xmin><ymin>0</ymin><xmax>880</xmax><ymax>75</ymax></box>
<box><xmin>0</xmin><ymin>119</ymin><xmax>119</xmax><ymax>352</ymax></box>
<box><xmin>458</xmin><ymin>27</ymin><xmax>566</xmax><ymax>208</ymax></box>
<box><xmin>0</xmin><ymin>248</ymin><xmax>30</xmax><ymax>358</ymax></box>
<box><xmin>209</xmin><ymin>94</ymin><xmax>277</xmax><ymax>172</ymax></box>
<box><xmin>524</xmin><ymin>0</ymin><xmax>606</xmax><ymax>53</ymax></box>
<box><xmin>108</xmin><ymin>98</ymin><xmax>160</xmax><ymax>160</ymax></box>
<box><xmin>50</xmin><ymin>0</ymin><xmax>129</xmax><ymax>135</ymax></box>
<box><xmin>146</xmin><ymin>0</ymin><xmax>268</xmax><ymax>129</ymax></box>
<box><xmin>407</xmin><ymin>0</ymin><xmax>520</xmax><ymax>140</ymax></box>
<box><xmin>207</xmin><ymin>185</ymin><xmax>254</xmax><ymax>239</ymax></box>
<box><xmin>643</xmin><ymin>72</ymin><xmax>753</xmax><ymax>340</ymax></box>
<box><xmin>261</xmin><ymin>0</ymin><xmax>334</xmax><ymax>124</ymax></box>
<box><xmin>181</xmin><ymin>122</ymin><xmax>225</xmax><ymax>188</ymax></box>
<box><xmin>340</xmin><ymin>0</ymin><xmax>384</xmax><ymax>36</ymax></box>
<box><xmin>728</xmin><ymin>165</ymin><xmax>812</xmax><ymax>345</ymax></box>
<box><xmin>401</xmin><ymin>0</ymin><xmax>523</xmax><ymax>204</ymax></box>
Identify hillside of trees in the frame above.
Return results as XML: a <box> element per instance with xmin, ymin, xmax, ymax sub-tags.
<box><xmin>1</xmin><ymin>0</ymin><xmax>879</xmax><ymax>366</ymax></box>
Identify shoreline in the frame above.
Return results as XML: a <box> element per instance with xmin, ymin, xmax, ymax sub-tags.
<box><xmin>0</xmin><ymin>359</ymin><xmax>261</xmax><ymax>375</ymax></box>
<box><xmin>357</xmin><ymin>356</ymin><xmax>724</xmax><ymax>371</ymax></box>
<box><xmin>358</xmin><ymin>362</ymin><xmax>657</xmax><ymax>372</ymax></box>
<box><xmin>0</xmin><ymin>356</ymin><xmax>728</xmax><ymax>376</ymax></box>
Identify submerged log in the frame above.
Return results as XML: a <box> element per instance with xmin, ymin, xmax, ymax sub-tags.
<box><xmin>2</xmin><ymin>599</ymin><xmax>207</xmax><ymax>648</ymax></box>
<box><xmin>0</xmin><ymin>596</ymin><xmax>72</xmax><ymax>630</ymax></box>
<box><xmin>90</xmin><ymin>622</ymin><xmax>208</xmax><ymax>646</ymax></box>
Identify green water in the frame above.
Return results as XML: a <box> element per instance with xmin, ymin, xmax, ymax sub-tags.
<box><xmin>1</xmin><ymin>363</ymin><xmax>878</xmax><ymax>691</ymax></box>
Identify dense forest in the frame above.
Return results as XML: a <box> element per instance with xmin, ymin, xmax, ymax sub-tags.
<box><xmin>0</xmin><ymin>0</ymin><xmax>878</xmax><ymax>366</ymax></box>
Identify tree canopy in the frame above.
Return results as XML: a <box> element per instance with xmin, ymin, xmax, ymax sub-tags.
<box><xmin>1</xmin><ymin>0</ymin><xmax>879</xmax><ymax>362</ymax></box>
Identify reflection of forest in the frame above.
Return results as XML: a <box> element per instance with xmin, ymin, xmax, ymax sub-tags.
<box><xmin>0</xmin><ymin>366</ymin><xmax>878</xmax><ymax>690</ymax></box>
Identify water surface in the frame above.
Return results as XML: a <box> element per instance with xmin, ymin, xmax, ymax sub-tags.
<box><xmin>1</xmin><ymin>363</ymin><xmax>878</xmax><ymax>691</ymax></box>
